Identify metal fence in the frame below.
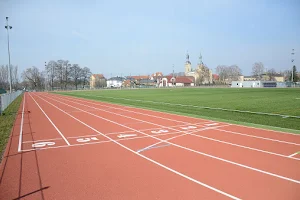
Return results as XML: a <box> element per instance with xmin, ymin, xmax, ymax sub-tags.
<box><xmin>0</xmin><ymin>90</ymin><xmax>23</xmax><ymax>115</ymax></box>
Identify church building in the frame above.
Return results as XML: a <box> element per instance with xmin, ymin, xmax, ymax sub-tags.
<box><xmin>184</xmin><ymin>52</ymin><xmax>212</xmax><ymax>85</ymax></box>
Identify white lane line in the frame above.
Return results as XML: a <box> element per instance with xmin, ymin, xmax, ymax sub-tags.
<box><xmin>61</xmin><ymin>93</ymin><xmax>300</xmax><ymax>135</ymax></box>
<box><xmin>52</xmin><ymin>94</ymin><xmax>300</xmax><ymax>150</ymax></box>
<box><xmin>58</xmin><ymin>94</ymin><xmax>211</xmax><ymax>124</ymax></box>
<box><xmin>216</xmin><ymin>128</ymin><xmax>300</xmax><ymax>146</ymax></box>
<box><xmin>288</xmin><ymin>152</ymin><xmax>300</xmax><ymax>157</ymax></box>
<box><xmin>69</xmin><ymin>94</ymin><xmax>300</xmax><ymax>119</ymax></box>
<box><xmin>137</xmin><ymin>125</ymin><xmax>228</xmax><ymax>153</ymax></box>
<box><xmin>29</xmin><ymin>94</ymin><xmax>70</xmax><ymax>146</ymax></box>
<box><xmin>34</xmin><ymin>94</ymin><xmax>240</xmax><ymax>200</ymax></box>
<box><xmin>187</xmin><ymin>132</ymin><xmax>300</xmax><ymax>161</ymax></box>
<box><xmin>41</xmin><ymin>94</ymin><xmax>300</xmax><ymax>184</ymax></box>
<box><xmin>137</xmin><ymin>126</ymin><xmax>300</xmax><ymax>161</ymax></box>
<box><xmin>56</xmin><ymin>94</ymin><xmax>300</xmax><ymax>142</ymax></box>
<box><xmin>18</xmin><ymin>93</ymin><xmax>26</xmax><ymax>152</ymax></box>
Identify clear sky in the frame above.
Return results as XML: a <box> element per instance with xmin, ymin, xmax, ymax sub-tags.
<box><xmin>0</xmin><ymin>0</ymin><xmax>299</xmax><ymax>78</ymax></box>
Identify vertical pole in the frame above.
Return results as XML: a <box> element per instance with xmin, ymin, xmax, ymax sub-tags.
<box><xmin>291</xmin><ymin>49</ymin><xmax>295</xmax><ymax>87</ymax></box>
<box><xmin>5</xmin><ymin>17</ymin><xmax>12</xmax><ymax>93</ymax></box>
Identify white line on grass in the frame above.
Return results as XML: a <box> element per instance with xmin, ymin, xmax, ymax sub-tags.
<box><xmin>29</xmin><ymin>94</ymin><xmax>70</xmax><ymax>146</ymax></box>
<box><xmin>53</xmin><ymin>93</ymin><xmax>300</xmax><ymax>150</ymax></box>
<box><xmin>57</xmin><ymin>93</ymin><xmax>214</xmax><ymax>124</ymax></box>
<box><xmin>58</xmin><ymin>93</ymin><xmax>300</xmax><ymax>135</ymax></box>
<box><xmin>18</xmin><ymin>93</ymin><xmax>26</xmax><ymax>152</ymax></box>
<box><xmin>41</xmin><ymin>94</ymin><xmax>300</xmax><ymax>184</ymax></box>
<box><xmin>33</xmin><ymin>94</ymin><xmax>241</xmax><ymax>200</ymax></box>
<box><xmin>74</xmin><ymin>94</ymin><xmax>300</xmax><ymax>119</ymax></box>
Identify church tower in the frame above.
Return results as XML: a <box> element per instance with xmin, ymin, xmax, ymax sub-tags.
<box><xmin>184</xmin><ymin>51</ymin><xmax>192</xmax><ymax>75</ymax></box>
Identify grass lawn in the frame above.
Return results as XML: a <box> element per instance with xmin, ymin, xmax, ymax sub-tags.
<box><xmin>0</xmin><ymin>95</ymin><xmax>23</xmax><ymax>159</ymax></box>
<box><xmin>57</xmin><ymin>88</ymin><xmax>300</xmax><ymax>132</ymax></box>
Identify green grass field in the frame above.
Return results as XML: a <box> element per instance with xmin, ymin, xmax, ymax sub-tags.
<box><xmin>58</xmin><ymin>88</ymin><xmax>300</xmax><ymax>133</ymax></box>
<box><xmin>0</xmin><ymin>95</ymin><xmax>23</xmax><ymax>159</ymax></box>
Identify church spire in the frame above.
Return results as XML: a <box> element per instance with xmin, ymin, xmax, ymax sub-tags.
<box><xmin>199</xmin><ymin>53</ymin><xmax>203</xmax><ymax>65</ymax></box>
<box><xmin>186</xmin><ymin>51</ymin><xmax>190</xmax><ymax>62</ymax></box>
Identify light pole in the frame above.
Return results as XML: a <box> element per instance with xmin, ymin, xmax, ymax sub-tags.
<box><xmin>5</xmin><ymin>17</ymin><xmax>13</xmax><ymax>93</ymax></box>
<box><xmin>291</xmin><ymin>49</ymin><xmax>295</xmax><ymax>84</ymax></box>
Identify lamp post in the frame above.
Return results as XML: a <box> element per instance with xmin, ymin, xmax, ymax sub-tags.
<box><xmin>5</xmin><ymin>17</ymin><xmax>13</xmax><ymax>93</ymax></box>
<box><xmin>291</xmin><ymin>49</ymin><xmax>295</xmax><ymax>84</ymax></box>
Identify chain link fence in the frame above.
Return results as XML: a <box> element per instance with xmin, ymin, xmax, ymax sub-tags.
<box><xmin>0</xmin><ymin>90</ymin><xmax>23</xmax><ymax>115</ymax></box>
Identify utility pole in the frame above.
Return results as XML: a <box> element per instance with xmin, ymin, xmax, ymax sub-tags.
<box><xmin>291</xmin><ymin>49</ymin><xmax>295</xmax><ymax>85</ymax></box>
<box><xmin>5</xmin><ymin>17</ymin><xmax>13</xmax><ymax>93</ymax></box>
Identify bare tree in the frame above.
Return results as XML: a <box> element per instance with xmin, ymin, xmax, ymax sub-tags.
<box><xmin>95</xmin><ymin>78</ymin><xmax>107</xmax><ymax>88</ymax></box>
<box><xmin>46</xmin><ymin>60</ymin><xmax>57</xmax><ymax>90</ymax></box>
<box><xmin>216</xmin><ymin>65</ymin><xmax>227</xmax><ymax>82</ymax></box>
<box><xmin>0</xmin><ymin>65</ymin><xmax>9</xmax><ymax>89</ymax></box>
<box><xmin>81</xmin><ymin>67</ymin><xmax>92</xmax><ymax>89</ymax></box>
<box><xmin>252</xmin><ymin>62</ymin><xmax>264</xmax><ymax>80</ymax></box>
<box><xmin>196</xmin><ymin>65</ymin><xmax>210</xmax><ymax>85</ymax></box>
<box><xmin>215</xmin><ymin>65</ymin><xmax>241</xmax><ymax>83</ymax></box>
<box><xmin>228</xmin><ymin>65</ymin><xmax>242</xmax><ymax>81</ymax></box>
<box><xmin>64</xmin><ymin>61</ymin><xmax>71</xmax><ymax>89</ymax></box>
<box><xmin>12</xmin><ymin>65</ymin><xmax>19</xmax><ymax>89</ymax></box>
<box><xmin>56</xmin><ymin>60</ymin><xmax>64</xmax><ymax>89</ymax></box>
<box><xmin>267</xmin><ymin>68</ymin><xmax>277</xmax><ymax>81</ymax></box>
<box><xmin>22</xmin><ymin>66</ymin><xmax>44</xmax><ymax>90</ymax></box>
<box><xmin>70</xmin><ymin>64</ymin><xmax>82</xmax><ymax>90</ymax></box>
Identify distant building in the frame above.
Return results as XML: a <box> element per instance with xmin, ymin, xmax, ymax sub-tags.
<box><xmin>159</xmin><ymin>76</ymin><xmax>195</xmax><ymax>87</ymax></box>
<box><xmin>184</xmin><ymin>52</ymin><xmax>212</xmax><ymax>84</ymax></box>
<box><xmin>107</xmin><ymin>77</ymin><xmax>125</xmax><ymax>88</ymax></box>
<box><xmin>90</xmin><ymin>74</ymin><xmax>106</xmax><ymax>89</ymax></box>
<box><xmin>231</xmin><ymin>81</ymin><xmax>277</xmax><ymax>88</ymax></box>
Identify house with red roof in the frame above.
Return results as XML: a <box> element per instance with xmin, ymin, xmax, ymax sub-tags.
<box><xmin>159</xmin><ymin>76</ymin><xmax>195</xmax><ymax>87</ymax></box>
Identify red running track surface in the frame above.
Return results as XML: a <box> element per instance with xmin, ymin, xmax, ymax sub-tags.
<box><xmin>0</xmin><ymin>92</ymin><xmax>299</xmax><ymax>200</ymax></box>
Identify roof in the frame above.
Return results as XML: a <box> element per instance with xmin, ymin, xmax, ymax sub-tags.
<box><xmin>91</xmin><ymin>74</ymin><xmax>105</xmax><ymax>79</ymax></box>
<box><xmin>139</xmin><ymin>79</ymin><xmax>155</xmax><ymax>84</ymax></box>
<box><xmin>129</xmin><ymin>75</ymin><xmax>150</xmax><ymax>80</ymax></box>
<box><xmin>108</xmin><ymin>76</ymin><xmax>125</xmax><ymax>81</ymax></box>
<box><xmin>151</xmin><ymin>72</ymin><xmax>163</xmax><ymax>77</ymax></box>
<box><xmin>213</xmin><ymin>74</ymin><xmax>219</xmax><ymax>80</ymax></box>
<box><xmin>163</xmin><ymin>76</ymin><xmax>194</xmax><ymax>83</ymax></box>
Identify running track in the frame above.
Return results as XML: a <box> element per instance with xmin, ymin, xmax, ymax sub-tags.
<box><xmin>0</xmin><ymin>92</ymin><xmax>299</xmax><ymax>199</ymax></box>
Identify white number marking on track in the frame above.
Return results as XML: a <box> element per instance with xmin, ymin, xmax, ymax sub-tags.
<box><xmin>151</xmin><ymin>130</ymin><xmax>169</xmax><ymax>134</ymax></box>
<box><xmin>76</xmin><ymin>137</ymin><xmax>99</xmax><ymax>143</ymax></box>
<box><xmin>32</xmin><ymin>142</ymin><xmax>56</xmax><ymax>148</ymax></box>
<box><xmin>180</xmin><ymin>126</ymin><xmax>197</xmax><ymax>130</ymax></box>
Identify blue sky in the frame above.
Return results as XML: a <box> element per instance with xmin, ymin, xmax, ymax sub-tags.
<box><xmin>0</xmin><ymin>0</ymin><xmax>299</xmax><ymax>78</ymax></box>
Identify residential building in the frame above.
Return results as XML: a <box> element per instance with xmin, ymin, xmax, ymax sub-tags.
<box><xmin>159</xmin><ymin>76</ymin><xmax>195</xmax><ymax>87</ymax></box>
<box><xmin>90</xmin><ymin>74</ymin><xmax>106</xmax><ymax>89</ymax></box>
<box><xmin>107</xmin><ymin>77</ymin><xmax>125</xmax><ymax>88</ymax></box>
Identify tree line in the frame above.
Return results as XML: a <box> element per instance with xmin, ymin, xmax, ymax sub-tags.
<box><xmin>252</xmin><ymin>62</ymin><xmax>298</xmax><ymax>82</ymax></box>
<box><xmin>22</xmin><ymin>60</ymin><xmax>92</xmax><ymax>91</ymax></box>
<box><xmin>0</xmin><ymin>65</ymin><xmax>20</xmax><ymax>90</ymax></box>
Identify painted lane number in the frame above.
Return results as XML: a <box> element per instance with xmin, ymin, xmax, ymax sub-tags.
<box><xmin>76</xmin><ymin>137</ymin><xmax>99</xmax><ymax>143</ymax></box>
<box><xmin>151</xmin><ymin>130</ymin><xmax>169</xmax><ymax>134</ymax></box>
<box><xmin>32</xmin><ymin>142</ymin><xmax>56</xmax><ymax>148</ymax></box>
<box><xmin>180</xmin><ymin>126</ymin><xmax>197</xmax><ymax>130</ymax></box>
